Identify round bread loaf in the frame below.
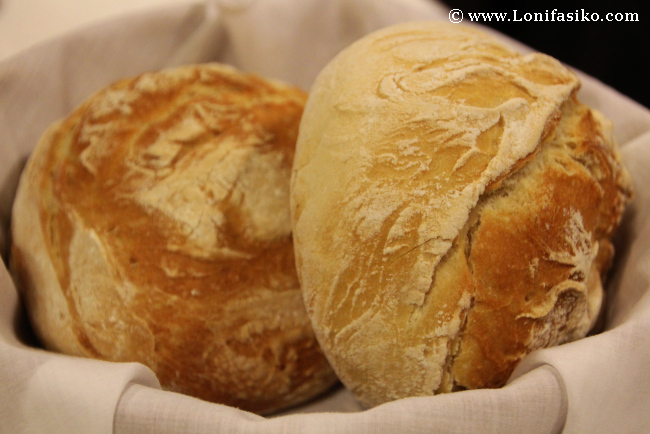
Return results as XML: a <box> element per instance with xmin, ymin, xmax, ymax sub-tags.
<box><xmin>10</xmin><ymin>63</ymin><xmax>337</xmax><ymax>414</ymax></box>
<box><xmin>291</xmin><ymin>22</ymin><xmax>633</xmax><ymax>407</ymax></box>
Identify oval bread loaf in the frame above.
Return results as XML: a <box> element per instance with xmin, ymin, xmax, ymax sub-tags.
<box><xmin>11</xmin><ymin>63</ymin><xmax>337</xmax><ymax>414</ymax></box>
<box><xmin>291</xmin><ymin>22</ymin><xmax>633</xmax><ymax>407</ymax></box>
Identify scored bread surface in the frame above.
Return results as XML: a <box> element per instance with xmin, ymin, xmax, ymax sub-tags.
<box><xmin>291</xmin><ymin>22</ymin><xmax>632</xmax><ymax>407</ymax></box>
<box><xmin>11</xmin><ymin>63</ymin><xmax>337</xmax><ymax>414</ymax></box>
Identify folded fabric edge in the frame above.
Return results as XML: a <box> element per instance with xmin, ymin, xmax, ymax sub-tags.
<box><xmin>510</xmin><ymin>292</ymin><xmax>650</xmax><ymax>433</ymax></box>
<box><xmin>114</xmin><ymin>364</ymin><xmax>567</xmax><ymax>433</ymax></box>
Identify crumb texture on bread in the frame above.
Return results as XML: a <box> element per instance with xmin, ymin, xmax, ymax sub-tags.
<box><xmin>11</xmin><ymin>63</ymin><xmax>337</xmax><ymax>415</ymax></box>
<box><xmin>291</xmin><ymin>22</ymin><xmax>632</xmax><ymax>407</ymax></box>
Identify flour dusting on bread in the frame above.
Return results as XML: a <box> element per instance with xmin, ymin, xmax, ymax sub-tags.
<box><xmin>291</xmin><ymin>22</ymin><xmax>632</xmax><ymax>407</ymax></box>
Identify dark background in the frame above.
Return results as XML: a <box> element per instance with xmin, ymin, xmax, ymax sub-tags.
<box><xmin>441</xmin><ymin>0</ymin><xmax>649</xmax><ymax>108</ymax></box>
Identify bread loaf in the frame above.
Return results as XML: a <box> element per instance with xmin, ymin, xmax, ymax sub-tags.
<box><xmin>10</xmin><ymin>63</ymin><xmax>337</xmax><ymax>414</ymax></box>
<box><xmin>291</xmin><ymin>22</ymin><xmax>633</xmax><ymax>407</ymax></box>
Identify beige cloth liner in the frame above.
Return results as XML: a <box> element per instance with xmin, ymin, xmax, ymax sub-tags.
<box><xmin>0</xmin><ymin>0</ymin><xmax>648</xmax><ymax>432</ymax></box>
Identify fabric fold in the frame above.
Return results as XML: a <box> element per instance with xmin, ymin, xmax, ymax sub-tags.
<box><xmin>0</xmin><ymin>264</ymin><xmax>160</xmax><ymax>434</ymax></box>
<box><xmin>114</xmin><ymin>365</ymin><xmax>567</xmax><ymax>433</ymax></box>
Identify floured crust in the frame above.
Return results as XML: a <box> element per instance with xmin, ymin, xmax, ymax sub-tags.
<box><xmin>291</xmin><ymin>22</ymin><xmax>633</xmax><ymax>407</ymax></box>
<box><xmin>11</xmin><ymin>63</ymin><xmax>337</xmax><ymax>414</ymax></box>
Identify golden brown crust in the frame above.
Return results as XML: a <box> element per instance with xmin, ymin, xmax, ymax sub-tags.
<box><xmin>450</xmin><ymin>98</ymin><xmax>633</xmax><ymax>389</ymax></box>
<box><xmin>11</xmin><ymin>63</ymin><xmax>337</xmax><ymax>414</ymax></box>
<box><xmin>291</xmin><ymin>22</ymin><xmax>632</xmax><ymax>407</ymax></box>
